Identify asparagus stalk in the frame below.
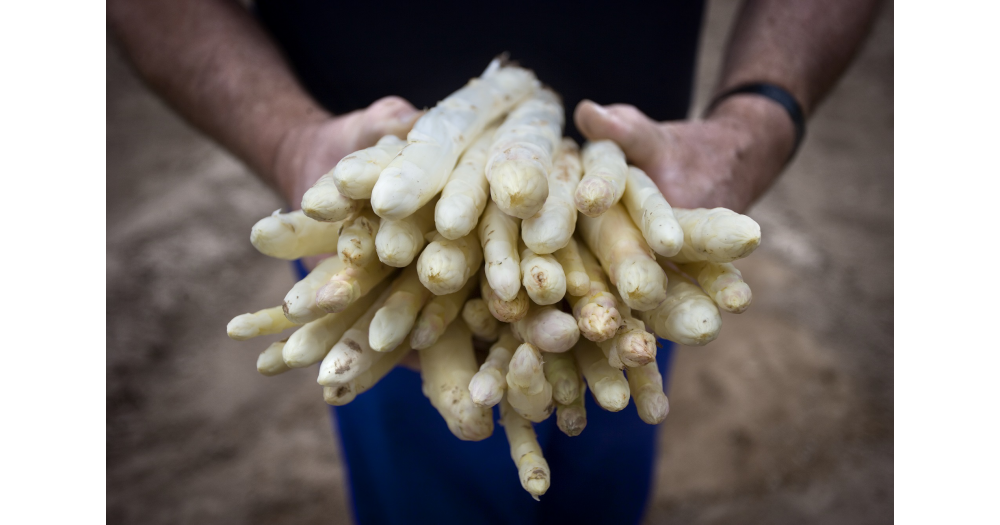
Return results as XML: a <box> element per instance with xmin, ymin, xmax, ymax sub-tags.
<box><xmin>627</xmin><ymin>361</ymin><xmax>670</xmax><ymax>424</ymax></box>
<box><xmin>680</xmin><ymin>261</ymin><xmax>752</xmax><ymax>313</ymax></box>
<box><xmin>556</xmin><ymin>383</ymin><xmax>587</xmax><ymax>437</ymax></box>
<box><xmin>317</xmin><ymin>287</ymin><xmax>395</xmax><ymax>385</ymax></box>
<box><xmin>521</xmin><ymin>138</ymin><xmax>582</xmax><ymax>254</ymax></box>
<box><xmin>519</xmin><ymin>240</ymin><xmax>567</xmax><ymax>306</ymax></box>
<box><xmin>315</xmin><ymin>258</ymin><xmax>396</xmax><ymax>314</ymax></box>
<box><xmin>511</xmin><ymin>303</ymin><xmax>580</xmax><ymax>353</ymax></box>
<box><xmin>374</xmin><ymin>198</ymin><xmax>437</xmax><ymax>267</ymax></box>
<box><xmin>338</xmin><ymin>206</ymin><xmax>380</xmax><ymax>267</ymax></box>
<box><xmin>479</xmin><ymin>268</ymin><xmax>530</xmax><ymax>323</ymax></box>
<box><xmin>323</xmin><ymin>343</ymin><xmax>411</xmax><ymax>406</ymax></box>
<box><xmin>486</xmin><ymin>88</ymin><xmax>564</xmax><ymax>219</ymax></box>
<box><xmin>282</xmin><ymin>256</ymin><xmax>345</xmax><ymax>324</ymax></box>
<box><xmin>667</xmin><ymin>208</ymin><xmax>762</xmax><ymax>263</ymax></box>
<box><xmin>577</xmin><ymin>202</ymin><xmax>667</xmax><ymax>311</ymax></box>
<box><xmin>434</xmin><ymin>126</ymin><xmax>497</xmax><ymax>240</ymax></box>
<box><xmin>417</xmin><ymin>231</ymin><xmax>483</xmax><ymax>295</ymax></box>
<box><xmin>409</xmin><ymin>277</ymin><xmax>476</xmax><ymax>350</ymax></box>
<box><xmin>575</xmin><ymin>140</ymin><xmax>628</xmax><ymax>218</ymax></box>
<box><xmin>638</xmin><ymin>264</ymin><xmax>722</xmax><ymax>346</ymax></box>
<box><xmin>543</xmin><ymin>350</ymin><xmax>582</xmax><ymax>406</ymax></box>
<box><xmin>420</xmin><ymin>321</ymin><xmax>494</xmax><ymax>441</ymax></box>
<box><xmin>554</xmin><ymin>237</ymin><xmax>590</xmax><ymax>297</ymax></box>
<box><xmin>368</xmin><ymin>265</ymin><xmax>432</xmax><ymax>352</ymax></box>
<box><xmin>329</xmin><ymin>134</ymin><xmax>407</xmax><ymax>199</ymax></box>
<box><xmin>505</xmin><ymin>342</ymin><xmax>555</xmax><ymax>422</ymax></box>
<box><xmin>301</xmin><ymin>183</ymin><xmax>362</xmax><ymax>223</ymax></box>
<box><xmin>621</xmin><ymin>166</ymin><xmax>683</xmax><ymax>257</ymax></box>
<box><xmin>479</xmin><ymin>199</ymin><xmax>522</xmax><ymax>301</ymax></box>
<box><xmin>257</xmin><ymin>340</ymin><xmax>291</xmax><ymax>376</ymax></box>
<box><xmin>574</xmin><ymin>338</ymin><xmax>630</xmax><ymax>411</ymax></box>
<box><xmin>281</xmin><ymin>281</ymin><xmax>387</xmax><ymax>368</ymax></box>
<box><xmin>597</xmin><ymin>289</ymin><xmax>656</xmax><ymax>369</ymax></box>
<box><xmin>461</xmin><ymin>298</ymin><xmax>500</xmax><ymax>342</ymax></box>
<box><xmin>227</xmin><ymin>306</ymin><xmax>300</xmax><ymax>340</ymax></box>
<box><xmin>370</xmin><ymin>60</ymin><xmax>538</xmax><ymax>220</ymax></box>
<box><xmin>500</xmin><ymin>397</ymin><xmax>551</xmax><ymax>500</ymax></box>
<box><xmin>250</xmin><ymin>210</ymin><xmax>342</xmax><ymax>260</ymax></box>
<box><xmin>567</xmin><ymin>245</ymin><xmax>622</xmax><ymax>342</ymax></box>
<box><xmin>469</xmin><ymin>328</ymin><xmax>517</xmax><ymax>407</ymax></box>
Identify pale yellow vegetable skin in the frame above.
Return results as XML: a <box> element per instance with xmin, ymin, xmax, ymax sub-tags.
<box><xmin>542</xmin><ymin>350</ymin><xmax>581</xmax><ymax>406</ymax></box>
<box><xmin>556</xmin><ymin>383</ymin><xmax>587</xmax><ymax>437</ymax></box>
<box><xmin>461</xmin><ymin>298</ymin><xmax>500</xmax><ymax>341</ymax></box>
<box><xmin>368</xmin><ymin>265</ymin><xmax>432</xmax><ymax>352</ymax></box>
<box><xmin>323</xmin><ymin>343</ymin><xmax>411</xmax><ymax>406</ymax></box>
<box><xmin>469</xmin><ymin>328</ymin><xmax>517</xmax><ymax>407</ymax></box>
<box><xmin>500</xmin><ymin>397</ymin><xmax>551</xmax><ymax>500</ymax></box>
<box><xmin>575</xmin><ymin>140</ymin><xmax>628</xmax><ymax>218</ymax></box>
<box><xmin>375</xmin><ymin>198</ymin><xmax>437</xmax><ymax>267</ymax></box>
<box><xmin>597</xmin><ymin>290</ymin><xmax>656</xmax><ymax>369</ymax></box>
<box><xmin>330</xmin><ymin>134</ymin><xmax>407</xmax><ymax>199</ymax></box>
<box><xmin>519</xmin><ymin>241</ymin><xmax>567</xmax><ymax>306</ymax></box>
<box><xmin>567</xmin><ymin>246</ymin><xmax>622</xmax><ymax>342</ymax></box>
<box><xmin>667</xmin><ymin>208</ymin><xmax>762</xmax><ymax>263</ymax></box>
<box><xmin>511</xmin><ymin>303</ymin><xmax>580</xmax><ymax>353</ymax></box>
<box><xmin>621</xmin><ymin>166</ymin><xmax>683</xmax><ymax>257</ymax></box>
<box><xmin>554</xmin><ymin>238</ymin><xmax>589</xmax><ymax>297</ymax></box>
<box><xmin>301</xmin><ymin>183</ymin><xmax>362</xmax><ymax>223</ymax></box>
<box><xmin>627</xmin><ymin>361</ymin><xmax>670</xmax><ymax>424</ymax></box>
<box><xmin>282</xmin><ymin>256</ymin><xmax>345</xmax><ymax>324</ymax></box>
<box><xmin>317</xmin><ymin>287</ymin><xmax>395</xmax><ymax>385</ymax></box>
<box><xmin>228</xmin><ymin>306</ymin><xmax>300</xmax><ymax>340</ymax></box>
<box><xmin>486</xmin><ymin>88</ymin><xmax>564</xmax><ymax>219</ymax></box>
<box><xmin>479</xmin><ymin>268</ymin><xmax>530</xmax><ymax>323</ymax></box>
<box><xmin>638</xmin><ymin>265</ymin><xmax>722</xmax><ymax>346</ymax></box>
<box><xmin>419</xmin><ymin>321</ymin><xmax>494</xmax><ymax>441</ymax></box>
<box><xmin>410</xmin><ymin>277</ymin><xmax>476</xmax><ymax>349</ymax></box>
<box><xmin>680</xmin><ymin>261</ymin><xmax>752</xmax><ymax>314</ymax></box>
<box><xmin>574</xmin><ymin>338</ymin><xmax>630</xmax><ymax>411</ymax></box>
<box><xmin>435</xmin><ymin>126</ymin><xmax>497</xmax><ymax>240</ymax></box>
<box><xmin>505</xmin><ymin>342</ymin><xmax>555</xmax><ymax>422</ymax></box>
<box><xmin>315</xmin><ymin>259</ymin><xmax>395</xmax><ymax>314</ymax></box>
<box><xmin>577</xmin><ymin>202</ymin><xmax>667</xmax><ymax>311</ymax></box>
<box><xmin>250</xmin><ymin>210</ymin><xmax>342</xmax><ymax>260</ymax></box>
<box><xmin>479</xmin><ymin>200</ymin><xmax>522</xmax><ymax>301</ymax></box>
<box><xmin>338</xmin><ymin>207</ymin><xmax>380</xmax><ymax>267</ymax></box>
<box><xmin>257</xmin><ymin>340</ymin><xmax>291</xmax><ymax>377</ymax></box>
<box><xmin>417</xmin><ymin>231</ymin><xmax>483</xmax><ymax>295</ymax></box>
<box><xmin>521</xmin><ymin>138</ymin><xmax>582</xmax><ymax>254</ymax></box>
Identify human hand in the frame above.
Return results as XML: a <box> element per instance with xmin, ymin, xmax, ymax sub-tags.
<box><xmin>573</xmin><ymin>96</ymin><xmax>797</xmax><ymax>213</ymax></box>
<box><xmin>272</xmin><ymin>96</ymin><xmax>422</xmax><ymax>209</ymax></box>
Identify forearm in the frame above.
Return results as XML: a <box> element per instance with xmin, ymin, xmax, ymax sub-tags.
<box><xmin>108</xmin><ymin>0</ymin><xmax>328</xmax><ymax>196</ymax></box>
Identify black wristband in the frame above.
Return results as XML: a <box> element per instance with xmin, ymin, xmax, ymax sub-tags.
<box><xmin>705</xmin><ymin>83</ymin><xmax>806</xmax><ymax>163</ymax></box>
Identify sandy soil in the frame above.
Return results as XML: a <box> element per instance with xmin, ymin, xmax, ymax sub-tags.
<box><xmin>107</xmin><ymin>2</ymin><xmax>893</xmax><ymax>523</ymax></box>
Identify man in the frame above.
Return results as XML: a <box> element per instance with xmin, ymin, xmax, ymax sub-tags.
<box><xmin>109</xmin><ymin>1</ymin><xmax>879</xmax><ymax>523</ymax></box>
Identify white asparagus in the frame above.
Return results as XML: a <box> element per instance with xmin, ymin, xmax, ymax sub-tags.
<box><xmin>479</xmin><ymin>200</ymin><xmax>522</xmax><ymax>301</ymax></box>
<box><xmin>282</xmin><ymin>256</ymin><xmax>346</xmax><ymax>324</ymax></box>
<box><xmin>368</xmin><ymin>265</ymin><xmax>432</xmax><ymax>352</ymax></box>
<box><xmin>435</xmin><ymin>125</ymin><xmax>497</xmax><ymax>240</ymax></box>
<box><xmin>506</xmin><ymin>342</ymin><xmax>555</xmax><ymax>422</ymax></box>
<box><xmin>417</xmin><ymin>230</ymin><xmax>483</xmax><ymax>295</ymax></box>
<box><xmin>574</xmin><ymin>338</ymin><xmax>630</xmax><ymax>412</ymax></box>
<box><xmin>410</xmin><ymin>277</ymin><xmax>476</xmax><ymax>349</ymax></box>
<box><xmin>257</xmin><ymin>340</ymin><xmax>291</xmax><ymax>376</ymax></box>
<box><xmin>554</xmin><ymin>238</ymin><xmax>589</xmax><ymax>297</ymax></box>
<box><xmin>469</xmin><ymin>328</ymin><xmax>517</xmax><ymax>407</ymax></box>
<box><xmin>370</xmin><ymin>60</ymin><xmax>538</xmax><ymax>220</ymax></box>
<box><xmin>375</xmin><ymin>198</ymin><xmax>437</xmax><ymax>267</ymax></box>
<box><xmin>420</xmin><ymin>321</ymin><xmax>494</xmax><ymax>441</ymax></box>
<box><xmin>500</xmin><ymin>397</ymin><xmax>550</xmax><ymax>500</ymax></box>
<box><xmin>281</xmin><ymin>281</ymin><xmax>387</xmax><ymax>368</ymax></box>
<box><xmin>543</xmin><ymin>350</ymin><xmax>582</xmax><ymax>406</ymax></box>
<box><xmin>338</xmin><ymin>206</ymin><xmax>380</xmax><ymax>267</ymax></box>
<box><xmin>627</xmin><ymin>361</ymin><xmax>670</xmax><ymax>424</ymax></box>
<box><xmin>680</xmin><ymin>261</ymin><xmax>752</xmax><ymax>313</ymax></box>
<box><xmin>480</xmin><ymin>268</ymin><xmax>530</xmax><ymax>323</ymax></box>
<box><xmin>668</xmin><ymin>208</ymin><xmax>762</xmax><ymax>263</ymax></box>
<box><xmin>621</xmin><ymin>166</ymin><xmax>683</xmax><ymax>257</ymax></box>
<box><xmin>485</xmin><ymin>88</ymin><xmax>564</xmax><ymax>219</ymax></box>
<box><xmin>250</xmin><ymin>210</ymin><xmax>342</xmax><ymax>260</ymax></box>
<box><xmin>519</xmin><ymin>241</ymin><xmax>567</xmax><ymax>305</ymax></box>
<box><xmin>638</xmin><ymin>265</ymin><xmax>722</xmax><ymax>346</ymax></box>
<box><xmin>315</xmin><ymin>259</ymin><xmax>396</xmax><ymax>314</ymax></box>
<box><xmin>597</xmin><ymin>289</ymin><xmax>657</xmax><ymax>369</ymax></box>
<box><xmin>511</xmin><ymin>304</ymin><xmax>580</xmax><ymax>353</ymax></box>
<box><xmin>461</xmin><ymin>298</ymin><xmax>500</xmax><ymax>341</ymax></box>
<box><xmin>228</xmin><ymin>306</ymin><xmax>299</xmax><ymax>340</ymax></box>
<box><xmin>323</xmin><ymin>343</ymin><xmax>411</xmax><ymax>406</ymax></box>
<box><xmin>556</xmin><ymin>383</ymin><xmax>587</xmax><ymax>437</ymax></box>
<box><xmin>301</xmin><ymin>181</ymin><xmax>362</xmax><ymax>223</ymax></box>
<box><xmin>568</xmin><ymin>245</ymin><xmax>622</xmax><ymax>342</ymax></box>
<box><xmin>521</xmin><ymin>138</ymin><xmax>582</xmax><ymax>253</ymax></box>
<box><xmin>330</xmin><ymin>134</ymin><xmax>407</xmax><ymax>199</ymax></box>
<box><xmin>577</xmin><ymin>202</ymin><xmax>667</xmax><ymax>311</ymax></box>
<box><xmin>575</xmin><ymin>140</ymin><xmax>628</xmax><ymax>218</ymax></box>
<box><xmin>317</xmin><ymin>287</ymin><xmax>395</xmax><ymax>385</ymax></box>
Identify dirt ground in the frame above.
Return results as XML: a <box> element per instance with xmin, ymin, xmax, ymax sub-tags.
<box><xmin>106</xmin><ymin>1</ymin><xmax>893</xmax><ymax>523</ymax></box>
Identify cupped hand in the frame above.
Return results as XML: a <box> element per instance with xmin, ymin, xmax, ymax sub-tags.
<box><xmin>273</xmin><ymin>96</ymin><xmax>421</xmax><ymax>209</ymax></box>
<box><xmin>573</xmin><ymin>97</ymin><xmax>797</xmax><ymax>214</ymax></box>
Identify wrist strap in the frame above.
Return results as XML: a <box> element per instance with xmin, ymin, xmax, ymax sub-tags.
<box><xmin>706</xmin><ymin>82</ymin><xmax>806</xmax><ymax>163</ymax></box>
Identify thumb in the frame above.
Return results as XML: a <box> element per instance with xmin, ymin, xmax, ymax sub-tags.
<box><xmin>359</xmin><ymin>96</ymin><xmax>422</xmax><ymax>144</ymax></box>
<box><xmin>573</xmin><ymin>100</ymin><xmax>665</xmax><ymax>167</ymax></box>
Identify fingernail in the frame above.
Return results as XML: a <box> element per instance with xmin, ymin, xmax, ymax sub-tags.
<box><xmin>396</xmin><ymin>109</ymin><xmax>421</xmax><ymax>126</ymax></box>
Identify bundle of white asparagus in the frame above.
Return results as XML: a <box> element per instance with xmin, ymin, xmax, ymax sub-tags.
<box><xmin>229</xmin><ymin>59</ymin><xmax>761</xmax><ymax>500</ymax></box>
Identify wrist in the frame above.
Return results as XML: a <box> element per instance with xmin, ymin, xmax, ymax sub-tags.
<box><xmin>707</xmin><ymin>94</ymin><xmax>797</xmax><ymax>162</ymax></box>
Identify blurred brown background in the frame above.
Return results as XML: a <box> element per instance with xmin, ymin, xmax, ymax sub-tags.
<box><xmin>106</xmin><ymin>1</ymin><xmax>893</xmax><ymax>523</ymax></box>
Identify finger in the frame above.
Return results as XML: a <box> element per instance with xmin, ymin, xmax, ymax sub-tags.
<box><xmin>359</xmin><ymin>96</ymin><xmax>422</xmax><ymax>144</ymax></box>
<box><xmin>573</xmin><ymin>100</ymin><xmax>666</xmax><ymax>168</ymax></box>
